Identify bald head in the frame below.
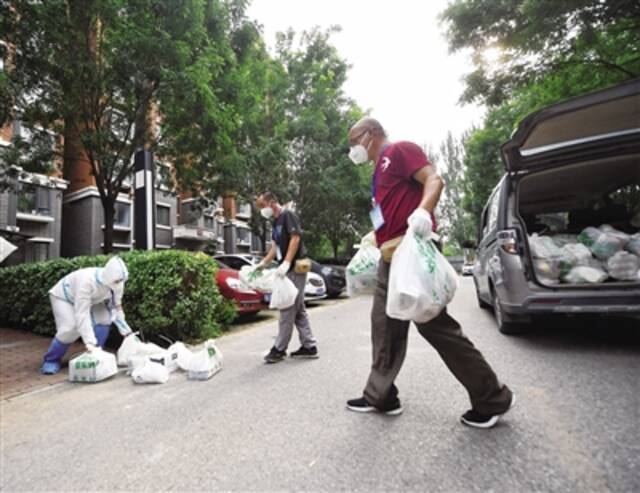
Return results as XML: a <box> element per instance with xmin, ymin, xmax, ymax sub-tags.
<box><xmin>349</xmin><ymin>117</ymin><xmax>387</xmax><ymax>140</ymax></box>
<box><xmin>348</xmin><ymin>117</ymin><xmax>388</xmax><ymax>163</ymax></box>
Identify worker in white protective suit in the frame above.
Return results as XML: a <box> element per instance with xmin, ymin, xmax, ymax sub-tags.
<box><xmin>41</xmin><ymin>256</ymin><xmax>134</xmax><ymax>374</ymax></box>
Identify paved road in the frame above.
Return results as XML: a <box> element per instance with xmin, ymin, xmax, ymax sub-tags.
<box><xmin>1</xmin><ymin>278</ymin><xmax>639</xmax><ymax>492</ymax></box>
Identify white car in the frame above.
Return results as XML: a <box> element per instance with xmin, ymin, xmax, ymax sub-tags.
<box><xmin>213</xmin><ymin>254</ymin><xmax>327</xmax><ymax>302</ymax></box>
<box><xmin>461</xmin><ymin>263</ymin><xmax>475</xmax><ymax>276</ymax></box>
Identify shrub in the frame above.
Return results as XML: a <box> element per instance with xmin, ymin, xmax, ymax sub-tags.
<box><xmin>0</xmin><ymin>250</ymin><xmax>236</xmax><ymax>343</ymax></box>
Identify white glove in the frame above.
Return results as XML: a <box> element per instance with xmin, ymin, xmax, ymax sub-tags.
<box><xmin>407</xmin><ymin>208</ymin><xmax>433</xmax><ymax>238</ymax></box>
<box><xmin>85</xmin><ymin>343</ymin><xmax>98</xmax><ymax>353</ymax></box>
<box><xmin>275</xmin><ymin>261</ymin><xmax>291</xmax><ymax>278</ymax></box>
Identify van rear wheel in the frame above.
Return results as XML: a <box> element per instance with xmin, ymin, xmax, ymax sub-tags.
<box><xmin>474</xmin><ymin>279</ymin><xmax>491</xmax><ymax>310</ymax></box>
<box><xmin>491</xmin><ymin>289</ymin><xmax>524</xmax><ymax>335</ymax></box>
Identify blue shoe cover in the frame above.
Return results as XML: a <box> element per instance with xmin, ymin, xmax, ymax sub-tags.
<box><xmin>41</xmin><ymin>360</ymin><xmax>62</xmax><ymax>375</ymax></box>
<box><xmin>41</xmin><ymin>338</ymin><xmax>70</xmax><ymax>375</ymax></box>
<box><xmin>94</xmin><ymin>324</ymin><xmax>111</xmax><ymax>348</ymax></box>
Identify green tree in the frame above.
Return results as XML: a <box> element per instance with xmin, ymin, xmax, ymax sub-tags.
<box><xmin>441</xmin><ymin>0</ymin><xmax>640</xmax><ymax>106</ymax></box>
<box><xmin>437</xmin><ymin>132</ymin><xmax>476</xmax><ymax>249</ymax></box>
<box><xmin>275</xmin><ymin>27</ymin><xmax>369</xmax><ymax>259</ymax></box>
<box><xmin>0</xmin><ymin>0</ymin><xmax>240</xmax><ymax>252</ymax></box>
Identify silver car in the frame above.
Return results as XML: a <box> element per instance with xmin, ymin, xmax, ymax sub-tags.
<box><xmin>473</xmin><ymin>79</ymin><xmax>640</xmax><ymax>334</ymax></box>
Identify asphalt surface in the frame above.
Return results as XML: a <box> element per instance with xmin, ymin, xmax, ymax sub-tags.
<box><xmin>1</xmin><ymin>278</ymin><xmax>639</xmax><ymax>492</ymax></box>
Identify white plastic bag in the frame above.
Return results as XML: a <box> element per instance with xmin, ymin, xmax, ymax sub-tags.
<box><xmin>131</xmin><ymin>360</ymin><xmax>170</xmax><ymax>384</ymax></box>
<box><xmin>117</xmin><ymin>334</ymin><xmax>164</xmax><ymax>367</ymax></box>
<box><xmin>168</xmin><ymin>342</ymin><xmax>194</xmax><ymax>371</ymax></box>
<box><xmin>239</xmin><ymin>266</ymin><xmax>276</xmax><ymax>293</ymax></box>
<box><xmin>386</xmin><ymin>229</ymin><xmax>458</xmax><ymax>323</ymax></box>
<box><xmin>126</xmin><ymin>350</ymin><xmax>173</xmax><ymax>375</ymax></box>
<box><xmin>69</xmin><ymin>349</ymin><xmax>118</xmax><ymax>383</ymax></box>
<box><xmin>626</xmin><ymin>233</ymin><xmax>640</xmax><ymax>256</ymax></box>
<box><xmin>529</xmin><ymin>233</ymin><xmax>564</xmax><ymax>280</ymax></box>
<box><xmin>346</xmin><ymin>234</ymin><xmax>381</xmax><ymax>297</ymax></box>
<box><xmin>578</xmin><ymin>226</ymin><xmax>627</xmax><ymax>260</ymax></box>
<box><xmin>563</xmin><ymin>266</ymin><xmax>608</xmax><ymax>284</ymax></box>
<box><xmin>269</xmin><ymin>276</ymin><xmax>298</xmax><ymax>310</ymax></box>
<box><xmin>187</xmin><ymin>340</ymin><xmax>223</xmax><ymax>380</ymax></box>
<box><xmin>606</xmin><ymin>251</ymin><xmax>640</xmax><ymax>281</ymax></box>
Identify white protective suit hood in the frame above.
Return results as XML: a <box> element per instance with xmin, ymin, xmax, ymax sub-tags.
<box><xmin>100</xmin><ymin>256</ymin><xmax>129</xmax><ymax>289</ymax></box>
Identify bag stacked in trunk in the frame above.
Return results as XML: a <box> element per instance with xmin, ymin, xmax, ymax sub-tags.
<box><xmin>529</xmin><ymin>224</ymin><xmax>640</xmax><ymax>284</ymax></box>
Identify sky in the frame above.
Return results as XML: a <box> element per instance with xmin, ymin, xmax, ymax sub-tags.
<box><xmin>246</xmin><ymin>0</ymin><xmax>485</xmax><ymax>152</ymax></box>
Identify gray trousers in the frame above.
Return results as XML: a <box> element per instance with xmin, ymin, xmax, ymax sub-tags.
<box><xmin>275</xmin><ymin>271</ymin><xmax>316</xmax><ymax>351</ymax></box>
<box><xmin>363</xmin><ymin>259</ymin><xmax>512</xmax><ymax>415</ymax></box>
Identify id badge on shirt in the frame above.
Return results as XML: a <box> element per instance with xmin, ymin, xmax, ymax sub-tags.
<box><xmin>370</xmin><ymin>204</ymin><xmax>385</xmax><ymax>231</ymax></box>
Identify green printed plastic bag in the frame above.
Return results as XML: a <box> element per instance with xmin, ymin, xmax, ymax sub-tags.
<box><xmin>346</xmin><ymin>238</ymin><xmax>380</xmax><ymax>297</ymax></box>
<box><xmin>239</xmin><ymin>265</ymin><xmax>276</xmax><ymax>293</ymax></box>
<box><xmin>386</xmin><ymin>229</ymin><xmax>458</xmax><ymax>323</ymax></box>
<box><xmin>69</xmin><ymin>349</ymin><xmax>118</xmax><ymax>383</ymax></box>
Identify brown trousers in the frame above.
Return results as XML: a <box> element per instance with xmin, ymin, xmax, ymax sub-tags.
<box><xmin>363</xmin><ymin>259</ymin><xmax>512</xmax><ymax>415</ymax></box>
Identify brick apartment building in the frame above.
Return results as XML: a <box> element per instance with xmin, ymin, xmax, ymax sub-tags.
<box><xmin>0</xmin><ymin>36</ymin><xmax>268</xmax><ymax>266</ymax></box>
<box><xmin>0</xmin><ymin>118</ymin><xmax>266</xmax><ymax>266</ymax></box>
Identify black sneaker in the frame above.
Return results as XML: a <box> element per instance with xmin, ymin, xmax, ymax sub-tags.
<box><xmin>290</xmin><ymin>346</ymin><xmax>319</xmax><ymax>359</ymax></box>
<box><xmin>379</xmin><ymin>399</ymin><xmax>404</xmax><ymax>416</ymax></box>
<box><xmin>264</xmin><ymin>347</ymin><xmax>286</xmax><ymax>364</ymax></box>
<box><xmin>460</xmin><ymin>393</ymin><xmax>516</xmax><ymax>429</ymax></box>
<box><xmin>346</xmin><ymin>397</ymin><xmax>404</xmax><ymax>416</ymax></box>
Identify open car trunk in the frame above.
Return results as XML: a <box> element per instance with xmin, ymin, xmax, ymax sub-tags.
<box><xmin>516</xmin><ymin>156</ymin><xmax>640</xmax><ymax>288</ymax></box>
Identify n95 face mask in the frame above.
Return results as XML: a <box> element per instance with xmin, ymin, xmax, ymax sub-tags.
<box><xmin>349</xmin><ymin>144</ymin><xmax>369</xmax><ymax>164</ymax></box>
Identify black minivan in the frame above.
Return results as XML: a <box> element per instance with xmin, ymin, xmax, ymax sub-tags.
<box><xmin>473</xmin><ymin>79</ymin><xmax>640</xmax><ymax>334</ymax></box>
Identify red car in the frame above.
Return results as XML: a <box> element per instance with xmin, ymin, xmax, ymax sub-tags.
<box><xmin>215</xmin><ymin>260</ymin><xmax>268</xmax><ymax>316</ymax></box>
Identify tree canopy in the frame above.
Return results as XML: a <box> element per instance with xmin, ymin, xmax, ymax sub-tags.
<box><xmin>0</xmin><ymin>0</ymin><xmax>370</xmax><ymax>257</ymax></box>
<box><xmin>441</xmin><ymin>0</ymin><xmax>640</xmax><ymax>237</ymax></box>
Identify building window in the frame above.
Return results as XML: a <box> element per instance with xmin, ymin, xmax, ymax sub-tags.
<box><xmin>237</xmin><ymin>227</ymin><xmax>251</xmax><ymax>245</ymax></box>
<box><xmin>17</xmin><ymin>184</ymin><xmax>51</xmax><ymax>216</ymax></box>
<box><xmin>204</xmin><ymin>216</ymin><xmax>214</xmax><ymax>230</ymax></box>
<box><xmin>114</xmin><ymin>202</ymin><xmax>131</xmax><ymax>227</ymax></box>
<box><xmin>157</xmin><ymin>204</ymin><xmax>171</xmax><ymax>226</ymax></box>
<box><xmin>27</xmin><ymin>243</ymin><xmax>49</xmax><ymax>263</ymax></box>
<box><xmin>237</xmin><ymin>203</ymin><xmax>251</xmax><ymax>217</ymax></box>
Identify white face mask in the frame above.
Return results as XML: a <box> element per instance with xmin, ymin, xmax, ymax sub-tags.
<box><xmin>349</xmin><ymin>144</ymin><xmax>369</xmax><ymax>165</ymax></box>
<box><xmin>348</xmin><ymin>130</ymin><xmax>371</xmax><ymax>164</ymax></box>
<box><xmin>260</xmin><ymin>207</ymin><xmax>274</xmax><ymax>219</ymax></box>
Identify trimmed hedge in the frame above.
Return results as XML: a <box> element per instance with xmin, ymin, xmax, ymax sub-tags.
<box><xmin>0</xmin><ymin>250</ymin><xmax>237</xmax><ymax>343</ymax></box>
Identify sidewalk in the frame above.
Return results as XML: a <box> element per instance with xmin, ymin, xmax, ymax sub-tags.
<box><xmin>0</xmin><ymin>328</ymin><xmax>84</xmax><ymax>400</ymax></box>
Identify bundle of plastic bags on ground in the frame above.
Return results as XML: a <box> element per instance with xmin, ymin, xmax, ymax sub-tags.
<box><xmin>69</xmin><ymin>349</ymin><xmax>118</xmax><ymax>383</ymax></box>
<box><xmin>346</xmin><ymin>232</ymin><xmax>381</xmax><ymax>297</ymax></box>
<box><xmin>529</xmin><ymin>223</ymin><xmax>640</xmax><ymax>284</ymax></box>
<box><xmin>386</xmin><ymin>228</ymin><xmax>458</xmax><ymax>323</ymax></box>
<box><xmin>117</xmin><ymin>334</ymin><xmax>223</xmax><ymax>384</ymax></box>
<box><xmin>186</xmin><ymin>340</ymin><xmax>224</xmax><ymax>381</ymax></box>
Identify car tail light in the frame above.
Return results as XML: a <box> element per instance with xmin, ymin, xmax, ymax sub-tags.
<box><xmin>497</xmin><ymin>229</ymin><xmax>519</xmax><ymax>254</ymax></box>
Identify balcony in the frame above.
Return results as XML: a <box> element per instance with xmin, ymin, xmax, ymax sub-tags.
<box><xmin>173</xmin><ymin>224</ymin><xmax>216</xmax><ymax>242</ymax></box>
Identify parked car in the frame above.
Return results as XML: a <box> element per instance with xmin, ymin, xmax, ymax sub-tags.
<box><xmin>473</xmin><ymin>79</ymin><xmax>640</xmax><ymax>334</ymax></box>
<box><xmin>214</xmin><ymin>259</ymin><xmax>268</xmax><ymax>316</ymax></box>
<box><xmin>310</xmin><ymin>260</ymin><xmax>345</xmax><ymax>298</ymax></box>
<box><xmin>214</xmin><ymin>254</ymin><xmax>327</xmax><ymax>302</ymax></box>
<box><xmin>461</xmin><ymin>262</ymin><xmax>475</xmax><ymax>276</ymax></box>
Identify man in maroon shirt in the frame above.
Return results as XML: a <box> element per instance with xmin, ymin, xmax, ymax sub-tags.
<box><xmin>345</xmin><ymin>117</ymin><xmax>514</xmax><ymax>428</ymax></box>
